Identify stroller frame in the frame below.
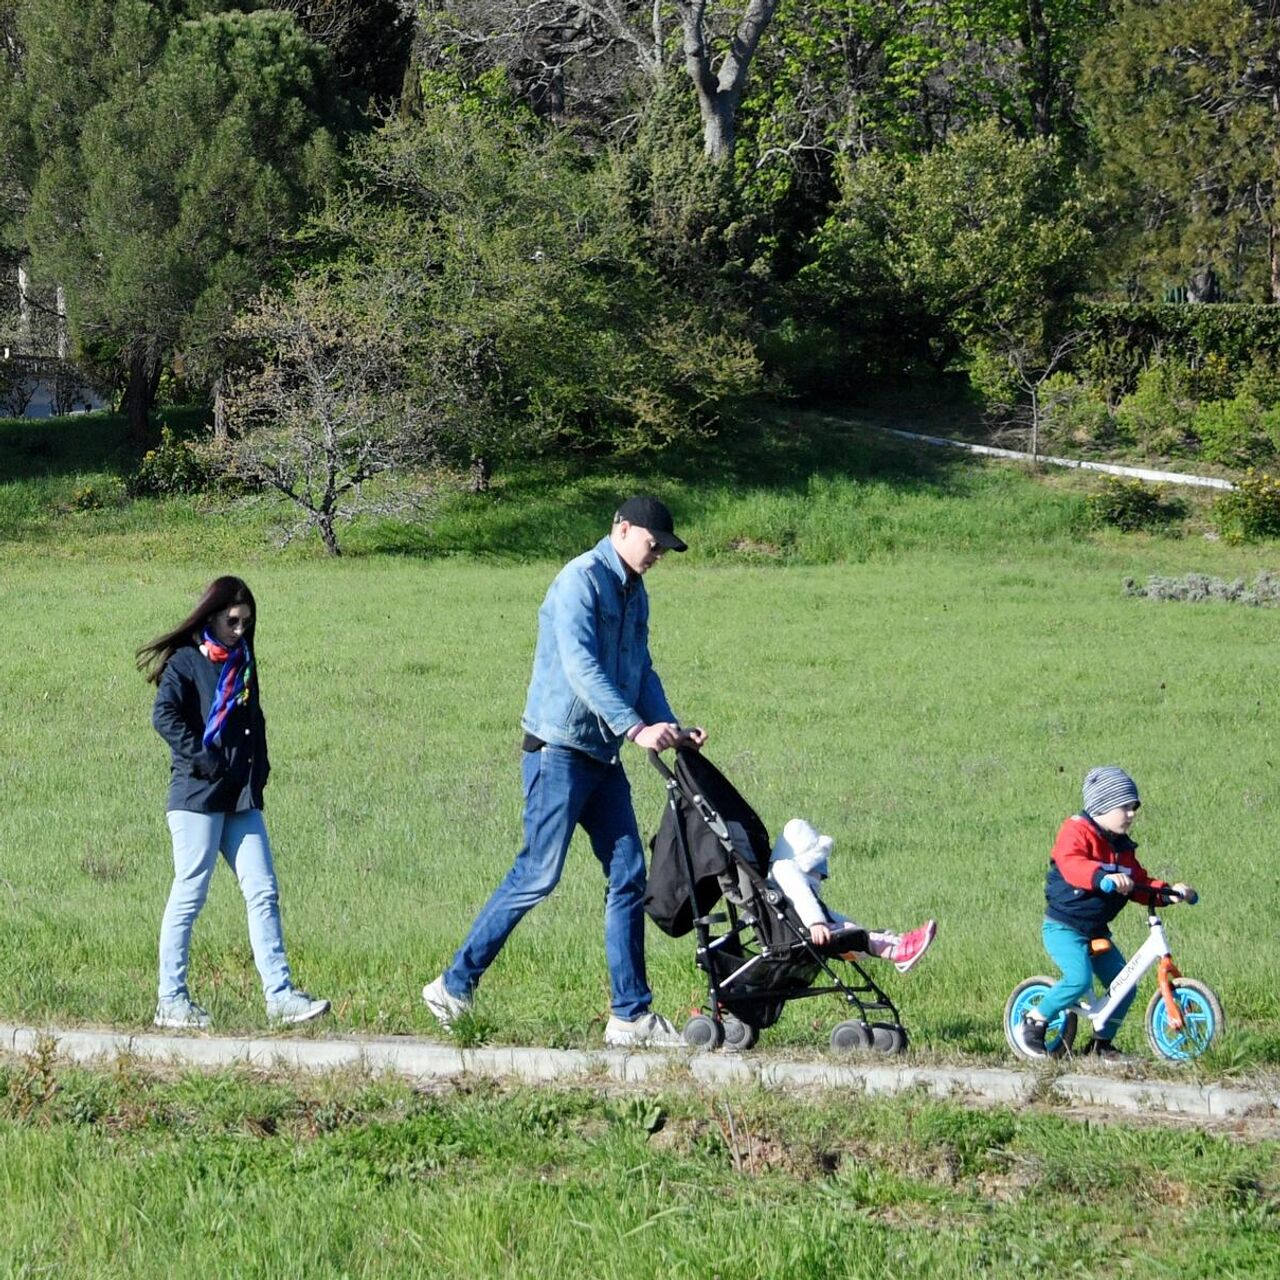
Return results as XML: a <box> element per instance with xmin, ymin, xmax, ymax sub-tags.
<box><xmin>648</xmin><ymin>750</ymin><xmax>906</xmax><ymax>1053</ymax></box>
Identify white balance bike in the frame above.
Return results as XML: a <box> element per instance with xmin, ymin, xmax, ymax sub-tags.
<box><xmin>1004</xmin><ymin>887</ymin><xmax>1223</xmax><ymax>1062</ymax></box>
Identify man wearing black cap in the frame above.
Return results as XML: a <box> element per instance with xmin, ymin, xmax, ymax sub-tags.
<box><xmin>424</xmin><ymin>496</ymin><xmax>706</xmax><ymax>1047</ymax></box>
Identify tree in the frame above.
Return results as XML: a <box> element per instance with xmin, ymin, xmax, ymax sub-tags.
<box><xmin>805</xmin><ymin>118</ymin><xmax>1093</xmax><ymax>369</ymax></box>
<box><xmin>222</xmin><ymin>277</ymin><xmax>443</xmax><ymax>555</ymax></box>
<box><xmin>1081</xmin><ymin>0</ymin><xmax>1280</xmax><ymax>302</ymax></box>
<box><xmin>273</xmin><ymin>106</ymin><xmax>759</xmax><ymax>489</ymax></box>
<box><xmin>22</xmin><ymin>7</ymin><xmax>343</xmax><ymax>438</ymax></box>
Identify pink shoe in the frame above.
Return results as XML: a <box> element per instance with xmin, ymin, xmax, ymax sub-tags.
<box><xmin>891</xmin><ymin>919</ymin><xmax>936</xmax><ymax>973</ymax></box>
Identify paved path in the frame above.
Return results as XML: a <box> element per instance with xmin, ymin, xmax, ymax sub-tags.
<box><xmin>3</xmin><ymin>1022</ymin><xmax>1275</xmax><ymax>1123</ymax></box>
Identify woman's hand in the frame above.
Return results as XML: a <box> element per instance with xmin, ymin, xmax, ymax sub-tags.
<box><xmin>191</xmin><ymin>746</ymin><xmax>225</xmax><ymax>780</ymax></box>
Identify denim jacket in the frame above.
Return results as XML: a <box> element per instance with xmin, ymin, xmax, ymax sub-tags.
<box><xmin>521</xmin><ymin>536</ymin><xmax>676</xmax><ymax>762</ymax></box>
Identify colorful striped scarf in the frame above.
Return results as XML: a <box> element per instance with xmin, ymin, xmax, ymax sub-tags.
<box><xmin>200</xmin><ymin>631</ymin><xmax>254</xmax><ymax>747</ymax></box>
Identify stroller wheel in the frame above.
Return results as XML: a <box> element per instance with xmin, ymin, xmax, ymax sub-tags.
<box><xmin>722</xmin><ymin>1016</ymin><xmax>759</xmax><ymax>1052</ymax></box>
<box><xmin>829</xmin><ymin>1020</ymin><xmax>874</xmax><ymax>1054</ymax></box>
<box><xmin>683</xmin><ymin>1014</ymin><xmax>725</xmax><ymax>1051</ymax></box>
<box><xmin>870</xmin><ymin>1023</ymin><xmax>908</xmax><ymax>1055</ymax></box>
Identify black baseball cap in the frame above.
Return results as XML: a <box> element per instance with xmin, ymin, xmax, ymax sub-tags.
<box><xmin>614</xmin><ymin>495</ymin><xmax>687</xmax><ymax>552</ymax></box>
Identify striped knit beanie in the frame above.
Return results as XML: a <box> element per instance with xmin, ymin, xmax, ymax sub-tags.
<box><xmin>1082</xmin><ymin>766</ymin><xmax>1140</xmax><ymax>816</ymax></box>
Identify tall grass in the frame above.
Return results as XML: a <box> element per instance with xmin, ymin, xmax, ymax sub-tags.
<box><xmin>0</xmin><ymin>1059</ymin><xmax>1275</xmax><ymax>1278</ymax></box>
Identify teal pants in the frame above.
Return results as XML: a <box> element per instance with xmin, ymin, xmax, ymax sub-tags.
<box><xmin>1035</xmin><ymin>917</ymin><xmax>1135</xmax><ymax>1041</ymax></box>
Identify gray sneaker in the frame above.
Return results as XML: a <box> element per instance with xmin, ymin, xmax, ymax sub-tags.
<box><xmin>154</xmin><ymin>995</ymin><xmax>211</xmax><ymax>1030</ymax></box>
<box><xmin>604</xmin><ymin>1011</ymin><xmax>684</xmax><ymax>1049</ymax></box>
<box><xmin>422</xmin><ymin>975</ymin><xmax>472</xmax><ymax>1028</ymax></box>
<box><xmin>266</xmin><ymin>990</ymin><xmax>331</xmax><ymax>1026</ymax></box>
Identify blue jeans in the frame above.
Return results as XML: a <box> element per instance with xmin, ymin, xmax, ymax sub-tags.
<box><xmin>1036</xmin><ymin>917</ymin><xmax>1135</xmax><ymax>1041</ymax></box>
<box><xmin>159</xmin><ymin>809</ymin><xmax>292</xmax><ymax>1002</ymax></box>
<box><xmin>443</xmin><ymin>746</ymin><xmax>652</xmax><ymax>1019</ymax></box>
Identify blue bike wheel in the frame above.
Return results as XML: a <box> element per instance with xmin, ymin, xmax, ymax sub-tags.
<box><xmin>1145</xmin><ymin>978</ymin><xmax>1224</xmax><ymax>1061</ymax></box>
<box><xmin>1004</xmin><ymin>976</ymin><xmax>1076</xmax><ymax>1059</ymax></box>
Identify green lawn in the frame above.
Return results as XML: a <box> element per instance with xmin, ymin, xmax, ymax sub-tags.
<box><xmin>1</xmin><ymin>405</ymin><xmax>1278</xmax><ymax>1072</ymax></box>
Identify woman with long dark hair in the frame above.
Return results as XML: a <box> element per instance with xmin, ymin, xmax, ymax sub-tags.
<box><xmin>138</xmin><ymin>576</ymin><xmax>329</xmax><ymax>1029</ymax></box>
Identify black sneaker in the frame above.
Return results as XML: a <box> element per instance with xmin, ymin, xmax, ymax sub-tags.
<box><xmin>1080</xmin><ymin>1037</ymin><xmax>1133</xmax><ymax>1065</ymax></box>
<box><xmin>1016</xmin><ymin>1013</ymin><xmax>1049</xmax><ymax>1057</ymax></box>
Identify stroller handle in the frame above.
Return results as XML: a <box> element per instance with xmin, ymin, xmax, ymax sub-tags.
<box><xmin>647</xmin><ymin>749</ymin><xmax>677</xmax><ymax>782</ymax></box>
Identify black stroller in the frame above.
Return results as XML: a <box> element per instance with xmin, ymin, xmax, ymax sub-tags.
<box><xmin>644</xmin><ymin>748</ymin><xmax>909</xmax><ymax>1054</ymax></box>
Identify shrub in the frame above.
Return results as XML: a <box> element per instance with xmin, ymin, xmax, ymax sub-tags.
<box><xmin>1191</xmin><ymin>394</ymin><xmax>1275</xmax><ymax>468</ymax></box>
<box><xmin>1124</xmin><ymin>571</ymin><xmax>1280</xmax><ymax>606</ymax></box>
<box><xmin>69</xmin><ymin>484</ymin><xmax>105</xmax><ymax>511</ymax></box>
<box><xmin>1039</xmin><ymin>373</ymin><xmax>1114</xmax><ymax>448</ymax></box>
<box><xmin>1086</xmin><ymin>476</ymin><xmax>1177</xmax><ymax>531</ymax></box>
<box><xmin>1236</xmin><ymin>355</ymin><xmax>1280</xmax><ymax>409</ymax></box>
<box><xmin>1213</xmin><ymin>469</ymin><xmax>1280</xmax><ymax>541</ymax></box>
<box><xmin>1184</xmin><ymin>352</ymin><xmax>1235</xmax><ymax>402</ymax></box>
<box><xmin>125</xmin><ymin>424</ymin><xmax>211</xmax><ymax>498</ymax></box>
<box><xmin>1112</xmin><ymin>362</ymin><xmax>1194</xmax><ymax>454</ymax></box>
<box><xmin>1075</xmin><ymin>303</ymin><xmax>1280</xmax><ymax>397</ymax></box>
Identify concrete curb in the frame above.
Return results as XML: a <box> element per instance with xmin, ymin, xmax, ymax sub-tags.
<box><xmin>4</xmin><ymin>1023</ymin><xmax>1275</xmax><ymax>1121</ymax></box>
<box><xmin>874</xmin><ymin>425</ymin><xmax>1237</xmax><ymax>491</ymax></box>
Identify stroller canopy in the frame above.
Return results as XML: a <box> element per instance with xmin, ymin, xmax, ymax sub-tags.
<box><xmin>644</xmin><ymin>749</ymin><xmax>772</xmax><ymax>937</ymax></box>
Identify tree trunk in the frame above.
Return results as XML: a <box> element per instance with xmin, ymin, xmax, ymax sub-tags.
<box><xmin>122</xmin><ymin>349</ymin><xmax>159</xmax><ymax>444</ymax></box>
<box><xmin>702</xmin><ymin>98</ymin><xmax>735</xmax><ymax>164</ymax></box>
<box><xmin>318</xmin><ymin>508</ymin><xmax>342</xmax><ymax>556</ymax></box>
<box><xmin>469</xmin><ymin>453</ymin><xmax>491</xmax><ymax>493</ymax></box>
<box><xmin>1271</xmin><ymin>220</ymin><xmax>1280</xmax><ymax>304</ymax></box>
<box><xmin>1020</xmin><ymin>0</ymin><xmax>1054</xmax><ymax>138</ymax></box>
<box><xmin>212</xmin><ymin>372</ymin><xmax>228</xmax><ymax>442</ymax></box>
<box><xmin>677</xmin><ymin>0</ymin><xmax>780</xmax><ymax>164</ymax></box>
<box><xmin>15</xmin><ymin>261</ymin><xmax>30</xmax><ymax>351</ymax></box>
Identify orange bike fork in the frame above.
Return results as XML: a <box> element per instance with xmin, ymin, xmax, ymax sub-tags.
<box><xmin>1158</xmin><ymin>956</ymin><xmax>1183</xmax><ymax>1031</ymax></box>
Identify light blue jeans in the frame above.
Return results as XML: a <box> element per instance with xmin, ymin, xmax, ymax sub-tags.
<box><xmin>443</xmin><ymin>746</ymin><xmax>652</xmax><ymax>1019</ymax></box>
<box><xmin>158</xmin><ymin>809</ymin><xmax>292</xmax><ymax>1002</ymax></box>
<box><xmin>1036</xmin><ymin>917</ymin><xmax>1135</xmax><ymax>1041</ymax></box>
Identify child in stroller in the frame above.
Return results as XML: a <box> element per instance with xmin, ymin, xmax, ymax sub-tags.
<box><xmin>769</xmin><ymin>818</ymin><xmax>936</xmax><ymax>973</ymax></box>
<box><xmin>644</xmin><ymin>748</ymin><xmax>927</xmax><ymax>1055</ymax></box>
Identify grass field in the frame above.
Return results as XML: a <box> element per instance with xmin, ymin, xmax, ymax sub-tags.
<box><xmin>0</xmin><ymin>1055</ymin><xmax>1276</xmax><ymax>1278</ymax></box>
<box><xmin>1</xmin><ymin>403</ymin><xmax>1278</xmax><ymax>1075</ymax></box>
<box><xmin>4</xmin><ymin>401</ymin><xmax>1280</xmax><ymax>1278</ymax></box>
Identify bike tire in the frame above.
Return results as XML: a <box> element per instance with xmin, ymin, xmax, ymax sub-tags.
<box><xmin>1004</xmin><ymin>975</ymin><xmax>1077</xmax><ymax>1060</ymax></box>
<box><xmin>1145</xmin><ymin>977</ymin><xmax>1224</xmax><ymax>1061</ymax></box>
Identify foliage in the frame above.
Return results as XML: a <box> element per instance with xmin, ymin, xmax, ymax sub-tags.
<box><xmin>1085</xmin><ymin>476</ymin><xmax>1179</xmax><ymax>531</ymax></box>
<box><xmin>1112</xmin><ymin>363</ymin><xmax>1195</xmax><ymax>456</ymax></box>
<box><xmin>1125</xmin><ymin>570</ymin><xmax>1280</xmax><ymax>606</ymax></box>
<box><xmin>125</xmin><ymin>423</ymin><xmax>212</xmax><ymax>499</ymax></box>
<box><xmin>222</xmin><ymin>277</ymin><xmax>448</xmax><ymax>556</ymax></box>
<box><xmin>1074</xmin><ymin>304</ymin><xmax>1280</xmax><ymax>399</ymax></box>
<box><xmin>293</xmin><ymin>106</ymin><xmax>760</xmax><ymax>476</ymax></box>
<box><xmin>11</xmin><ymin>4</ymin><xmax>346</xmax><ymax>431</ymax></box>
<box><xmin>803</xmin><ymin>119</ymin><xmax>1092</xmax><ymax>374</ymax></box>
<box><xmin>1214</xmin><ymin>468</ymin><xmax>1280</xmax><ymax>541</ymax></box>
<box><xmin>1080</xmin><ymin>0</ymin><xmax>1280</xmax><ymax>302</ymax></box>
<box><xmin>1191</xmin><ymin>395</ymin><xmax>1278</xmax><ymax>468</ymax></box>
<box><xmin>1035</xmin><ymin>372</ymin><xmax>1114</xmax><ymax>449</ymax></box>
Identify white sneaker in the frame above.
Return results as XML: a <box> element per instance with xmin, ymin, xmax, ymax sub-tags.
<box><xmin>422</xmin><ymin>975</ymin><xmax>472</xmax><ymax>1027</ymax></box>
<box><xmin>266</xmin><ymin>990</ymin><xmax>331</xmax><ymax>1026</ymax></box>
<box><xmin>604</xmin><ymin>1011</ymin><xmax>684</xmax><ymax>1049</ymax></box>
<box><xmin>154</xmin><ymin>995</ymin><xmax>211</xmax><ymax>1030</ymax></box>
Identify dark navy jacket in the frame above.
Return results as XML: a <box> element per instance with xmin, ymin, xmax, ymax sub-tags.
<box><xmin>152</xmin><ymin>644</ymin><xmax>270</xmax><ymax>813</ymax></box>
<box><xmin>1043</xmin><ymin>812</ymin><xmax>1167</xmax><ymax>937</ymax></box>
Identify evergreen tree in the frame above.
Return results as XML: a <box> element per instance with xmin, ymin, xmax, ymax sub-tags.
<box><xmin>19</xmin><ymin>5</ymin><xmax>343</xmax><ymax>435</ymax></box>
<box><xmin>1081</xmin><ymin>0</ymin><xmax>1280</xmax><ymax>302</ymax></box>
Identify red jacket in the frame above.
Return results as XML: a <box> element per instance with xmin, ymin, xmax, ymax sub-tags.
<box><xmin>1044</xmin><ymin>813</ymin><xmax>1169</xmax><ymax>935</ymax></box>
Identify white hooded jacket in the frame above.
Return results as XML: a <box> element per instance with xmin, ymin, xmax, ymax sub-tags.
<box><xmin>768</xmin><ymin>817</ymin><xmax>857</xmax><ymax>931</ymax></box>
